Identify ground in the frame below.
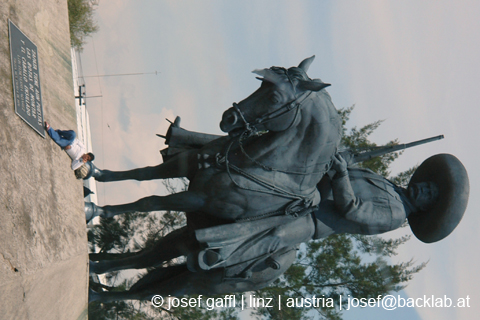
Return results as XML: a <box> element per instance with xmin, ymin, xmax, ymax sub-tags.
<box><xmin>0</xmin><ymin>1</ymin><xmax>88</xmax><ymax>319</ymax></box>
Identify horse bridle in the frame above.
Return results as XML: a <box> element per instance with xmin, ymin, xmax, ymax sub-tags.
<box><xmin>232</xmin><ymin>89</ymin><xmax>312</xmax><ymax>137</ymax></box>
<box><xmin>231</xmin><ymin>67</ymin><xmax>314</xmax><ymax>136</ymax></box>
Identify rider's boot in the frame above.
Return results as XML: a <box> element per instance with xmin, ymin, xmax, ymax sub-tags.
<box><xmin>88</xmin><ymin>288</ymin><xmax>101</xmax><ymax>303</ymax></box>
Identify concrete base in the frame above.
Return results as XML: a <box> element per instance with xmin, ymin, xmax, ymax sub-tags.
<box><xmin>0</xmin><ymin>1</ymin><xmax>88</xmax><ymax>319</ymax></box>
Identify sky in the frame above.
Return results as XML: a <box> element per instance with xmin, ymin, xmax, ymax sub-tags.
<box><xmin>79</xmin><ymin>1</ymin><xmax>480</xmax><ymax>319</ymax></box>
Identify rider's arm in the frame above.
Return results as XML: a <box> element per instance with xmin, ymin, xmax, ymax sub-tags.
<box><xmin>330</xmin><ymin>154</ymin><xmax>358</xmax><ymax>215</ymax></box>
<box><xmin>329</xmin><ymin>154</ymin><xmax>406</xmax><ymax>233</ymax></box>
<box><xmin>331</xmin><ymin>171</ymin><xmax>359</xmax><ymax>215</ymax></box>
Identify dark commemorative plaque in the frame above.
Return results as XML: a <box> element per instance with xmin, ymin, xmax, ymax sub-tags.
<box><xmin>9</xmin><ymin>20</ymin><xmax>45</xmax><ymax>137</ymax></box>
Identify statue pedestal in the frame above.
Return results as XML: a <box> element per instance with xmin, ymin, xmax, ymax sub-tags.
<box><xmin>0</xmin><ymin>1</ymin><xmax>88</xmax><ymax>319</ymax></box>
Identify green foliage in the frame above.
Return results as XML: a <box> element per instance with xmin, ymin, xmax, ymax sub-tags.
<box><xmin>88</xmin><ymin>211</ymin><xmax>149</xmax><ymax>255</ymax></box>
<box><xmin>390</xmin><ymin>166</ymin><xmax>418</xmax><ymax>188</ymax></box>
<box><xmin>67</xmin><ymin>0</ymin><xmax>98</xmax><ymax>50</ymax></box>
<box><xmin>250</xmin><ymin>233</ymin><xmax>425</xmax><ymax>320</ymax></box>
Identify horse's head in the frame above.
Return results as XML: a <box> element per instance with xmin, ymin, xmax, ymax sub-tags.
<box><xmin>220</xmin><ymin>56</ymin><xmax>331</xmax><ymax>137</ymax></box>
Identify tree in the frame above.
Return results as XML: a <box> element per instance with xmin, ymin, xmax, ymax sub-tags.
<box><xmin>67</xmin><ymin>0</ymin><xmax>98</xmax><ymax>50</ymax></box>
<box><xmin>88</xmin><ymin>106</ymin><xmax>425</xmax><ymax>319</ymax></box>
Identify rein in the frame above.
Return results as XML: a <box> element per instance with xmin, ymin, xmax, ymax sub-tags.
<box><xmin>232</xmin><ymin>90</ymin><xmax>312</xmax><ymax>137</ymax></box>
<box><xmin>220</xmin><ymin>142</ymin><xmax>317</xmax><ymax>220</ymax></box>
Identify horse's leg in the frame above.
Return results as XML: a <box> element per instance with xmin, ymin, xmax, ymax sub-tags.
<box><xmin>90</xmin><ymin>227</ymin><xmax>198</xmax><ymax>274</ymax></box>
<box><xmin>87</xmin><ymin>190</ymin><xmax>206</xmax><ymax>221</ymax></box>
<box><xmin>89</xmin><ymin>251</ymin><xmax>137</xmax><ymax>261</ymax></box>
<box><xmin>94</xmin><ymin>149</ymin><xmax>198</xmax><ymax>182</ymax></box>
<box><xmin>89</xmin><ymin>288</ymin><xmax>145</xmax><ymax>304</ymax></box>
<box><xmin>89</xmin><ymin>265</ymin><xmax>225</xmax><ymax>304</ymax></box>
<box><xmin>90</xmin><ymin>265</ymin><xmax>189</xmax><ymax>303</ymax></box>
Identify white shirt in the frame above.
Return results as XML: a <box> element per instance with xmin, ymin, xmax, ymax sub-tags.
<box><xmin>65</xmin><ymin>138</ymin><xmax>86</xmax><ymax>170</ymax></box>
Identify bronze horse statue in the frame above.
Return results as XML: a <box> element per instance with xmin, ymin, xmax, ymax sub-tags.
<box><xmin>87</xmin><ymin>56</ymin><xmax>343</xmax><ymax>302</ymax></box>
<box><xmin>86</xmin><ymin>56</ymin><xmax>342</xmax><ymax>223</ymax></box>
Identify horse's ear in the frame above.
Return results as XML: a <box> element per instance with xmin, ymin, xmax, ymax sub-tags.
<box><xmin>298</xmin><ymin>55</ymin><xmax>315</xmax><ymax>73</ymax></box>
<box><xmin>297</xmin><ymin>80</ymin><xmax>330</xmax><ymax>92</ymax></box>
<box><xmin>252</xmin><ymin>69</ymin><xmax>284</xmax><ymax>84</ymax></box>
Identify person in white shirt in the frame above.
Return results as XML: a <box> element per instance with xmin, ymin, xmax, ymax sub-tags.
<box><xmin>45</xmin><ymin>121</ymin><xmax>95</xmax><ymax>170</ymax></box>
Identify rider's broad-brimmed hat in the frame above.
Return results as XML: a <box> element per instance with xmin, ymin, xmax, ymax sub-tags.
<box><xmin>407</xmin><ymin>154</ymin><xmax>469</xmax><ymax>243</ymax></box>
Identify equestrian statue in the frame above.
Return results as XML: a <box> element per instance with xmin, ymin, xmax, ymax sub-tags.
<box><xmin>84</xmin><ymin>57</ymin><xmax>469</xmax><ymax>303</ymax></box>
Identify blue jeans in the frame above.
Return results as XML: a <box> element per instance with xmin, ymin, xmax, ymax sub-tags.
<box><xmin>48</xmin><ymin>128</ymin><xmax>76</xmax><ymax>149</ymax></box>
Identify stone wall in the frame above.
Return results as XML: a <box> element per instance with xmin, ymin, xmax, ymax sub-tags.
<box><xmin>0</xmin><ymin>1</ymin><xmax>88</xmax><ymax>319</ymax></box>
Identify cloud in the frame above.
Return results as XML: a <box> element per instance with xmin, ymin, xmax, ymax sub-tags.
<box><xmin>328</xmin><ymin>1</ymin><xmax>480</xmax><ymax>319</ymax></box>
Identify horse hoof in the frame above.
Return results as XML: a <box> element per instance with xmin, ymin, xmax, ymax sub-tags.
<box><xmin>89</xmin><ymin>260</ymin><xmax>99</xmax><ymax>274</ymax></box>
<box><xmin>85</xmin><ymin>202</ymin><xmax>103</xmax><ymax>223</ymax></box>
<box><xmin>90</xmin><ymin>163</ymin><xmax>105</xmax><ymax>181</ymax></box>
<box><xmin>88</xmin><ymin>288</ymin><xmax>101</xmax><ymax>303</ymax></box>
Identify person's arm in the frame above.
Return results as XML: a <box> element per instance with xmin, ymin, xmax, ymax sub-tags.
<box><xmin>329</xmin><ymin>154</ymin><xmax>404</xmax><ymax>233</ymax></box>
<box><xmin>330</xmin><ymin>153</ymin><xmax>359</xmax><ymax>215</ymax></box>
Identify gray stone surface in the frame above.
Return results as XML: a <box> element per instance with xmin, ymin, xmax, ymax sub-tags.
<box><xmin>0</xmin><ymin>1</ymin><xmax>88</xmax><ymax>319</ymax></box>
